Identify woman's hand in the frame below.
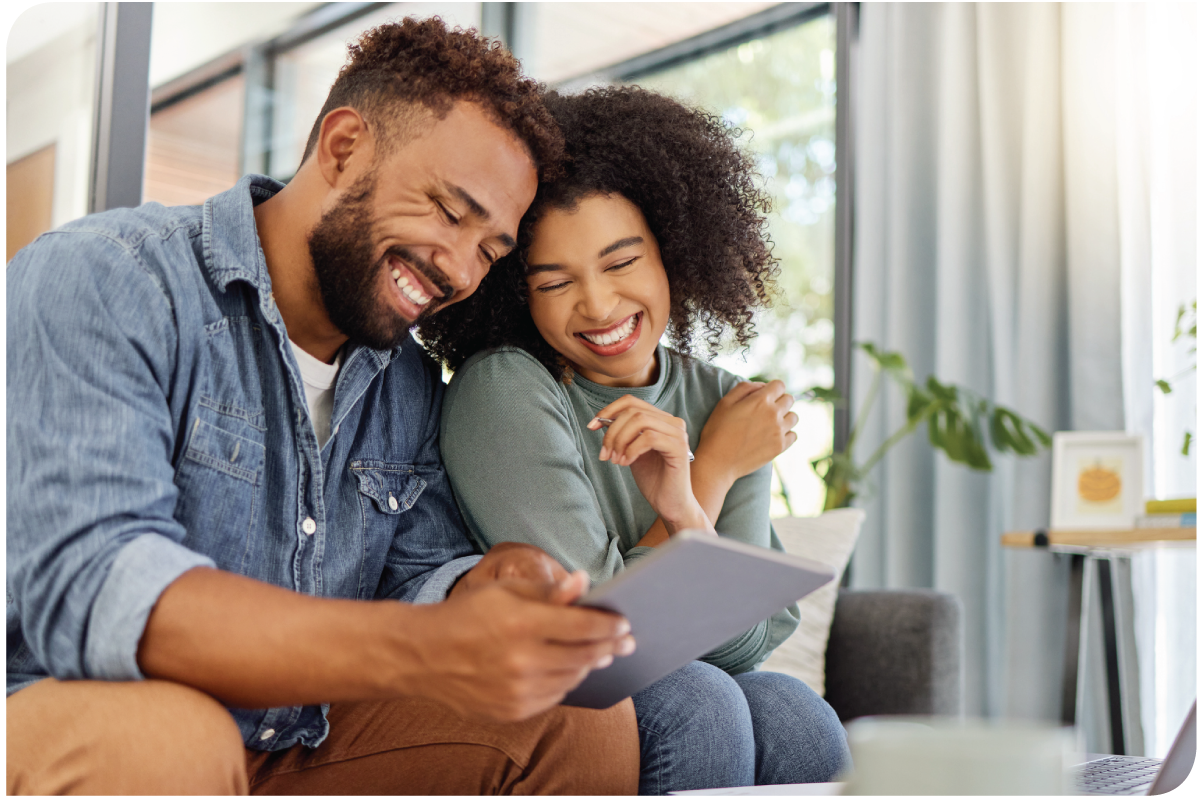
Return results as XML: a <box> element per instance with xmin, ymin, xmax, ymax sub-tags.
<box><xmin>587</xmin><ymin>396</ymin><xmax>714</xmax><ymax>536</ymax></box>
<box><xmin>695</xmin><ymin>380</ymin><xmax>798</xmax><ymax>485</ymax></box>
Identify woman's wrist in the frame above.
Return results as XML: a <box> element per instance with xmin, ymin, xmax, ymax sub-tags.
<box><xmin>660</xmin><ymin>499</ymin><xmax>715</xmax><ymax>537</ymax></box>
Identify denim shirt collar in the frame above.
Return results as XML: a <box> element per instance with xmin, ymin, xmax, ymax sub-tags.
<box><xmin>204</xmin><ymin>174</ymin><xmax>397</xmax><ymax>372</ymax></box>
<box><xmin>203</xmin><ymin>173</ymin><xmax>282</xmax><ymax>295</ymax></box>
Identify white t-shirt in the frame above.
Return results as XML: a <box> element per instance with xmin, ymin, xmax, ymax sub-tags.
<box><xmin>289</xmin><ymin>340</ymin><xmax>341</xmax><ymax>448</ymax></box>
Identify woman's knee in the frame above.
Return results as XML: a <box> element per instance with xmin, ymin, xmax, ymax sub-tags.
<box><xmin>733</xmin><ymin>671</ymin><xmax>852</xmax><ymax>783</ymax></box>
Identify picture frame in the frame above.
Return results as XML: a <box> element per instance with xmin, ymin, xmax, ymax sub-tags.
<box><xmin>1050</xmin><ymin>432</ymin><xmax>1144</xmax><ymax>530</ymax></box>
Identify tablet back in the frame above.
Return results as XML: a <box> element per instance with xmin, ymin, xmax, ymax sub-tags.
<box><xmin>563</xmin><ymin>530</ymin><xmax>834</xmax><ymax>709</ymax></box>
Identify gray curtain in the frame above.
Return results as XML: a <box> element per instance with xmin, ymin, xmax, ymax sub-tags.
<box><xmin>847</xmin><ymin>3</ymin><xmax>1133</xmax><ymax>723</ymax></box>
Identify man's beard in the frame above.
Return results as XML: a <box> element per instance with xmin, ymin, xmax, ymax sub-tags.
<box><xmin>307</xmin><ymin>172</ymin><xmax>452</xmax><ymax>351</ymax></box>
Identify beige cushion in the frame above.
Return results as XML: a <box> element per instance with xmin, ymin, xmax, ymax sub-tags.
<box><xmin>759</xmin><ymin>509</ymin><xmax>865</xmax><ymax>696</ymax></box>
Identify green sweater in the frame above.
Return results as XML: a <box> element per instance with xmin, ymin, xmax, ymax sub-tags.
<box><xmin>440</xmin><ymin>345</ymin><xmax>800</xmax><ymax>674</ymax></box>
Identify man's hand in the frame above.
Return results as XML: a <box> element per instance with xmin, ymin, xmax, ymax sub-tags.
<box><xmin>401</xmin><ymin>572</ymin><xmax>636</xmax><ymax>722</ymax></box>
<box><xmin>451</xmin><ymin>541</ymin><xmax>571</xmax><ymax>597</ymax></box>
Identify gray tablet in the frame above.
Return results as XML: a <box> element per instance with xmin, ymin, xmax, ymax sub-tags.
<box><xmin>563</xmin><ymin>529</ymin><xmax>835</xmax><ymax>709</ymax></box>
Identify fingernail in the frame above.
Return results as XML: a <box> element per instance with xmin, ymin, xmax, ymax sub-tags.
<box><xmin>618</xmin><ymin>637</ymin><xmax>636</xmax><ymax>656</ymax></box>
<box><xmin>587</xmin><ymin>417</ymin><xmax>601</xmax><ymax>430</ymax></box>
<box><xmin>599</xmin><ymin>446</ymin><xmax>609</xmax><ymax>461</ymax></box>
<box><xmin>596</xmin><ymin>654</ymin><xmax>614</xmax><ymax>669</ymax></box>
<box><xmin>616</xmin><ymin>620</ymin><xmax>631</xmax><ymax>635</ymax></box>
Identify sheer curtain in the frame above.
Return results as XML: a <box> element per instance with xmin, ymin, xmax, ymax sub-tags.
<box><xmin>850</xmin><ymin>1</ymin><xmax>1196</xmax><ymax>745</ymax></box>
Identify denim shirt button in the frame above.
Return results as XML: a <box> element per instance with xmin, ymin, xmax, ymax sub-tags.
<box><xmin>388</xmin><ymin>493</ymin><xmax>399</xmax><ymax>511</ymax></box>
<box><xmin>301</xmin><ymin>517</ymin><xmax>316</xmax><ymax>535</ymax></box>
<box><xmin>260</xmin><ymin>728</ymin><xmax>275</xmax><ymax>741</ymax></box>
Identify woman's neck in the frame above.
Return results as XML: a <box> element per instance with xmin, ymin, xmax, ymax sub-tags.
<box><xmin>572</xmin><ymin>348</ymin><xmax>660</xmax><ymax>388</ymax></box>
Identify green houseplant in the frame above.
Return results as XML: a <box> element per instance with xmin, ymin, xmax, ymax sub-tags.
<box><xmin>796</xmin><ymin>343</ymin><xmax>1052</xmax><ymax>511</ymax></box>
<box><xmin>1153</xmin><ymin>300</ymin><xmax>1196</xmax><ymax>456</ymax></box>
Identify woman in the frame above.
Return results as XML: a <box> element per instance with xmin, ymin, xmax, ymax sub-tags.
<box><xmin>419</xmin><ymin>86</ymin><xmax>850</xmax><ymax>793</ymax></box>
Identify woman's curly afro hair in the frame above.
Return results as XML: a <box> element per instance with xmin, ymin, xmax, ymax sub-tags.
<box><xmin>301</xmin><ymin>16</ymin><xmax>563</xmax><ymax>179</ymax></box>
<box><xmin>418</xmin><ymin>85</ymin><xmax>778</xmax><ymax>381</ymax></box>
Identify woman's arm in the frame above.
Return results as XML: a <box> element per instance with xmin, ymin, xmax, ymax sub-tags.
<box><xmin>628</xmin><ymin>378</ymin><xmax>800</xmax><ymax>547</ymax></box>
<box><xmin>441</xmin><ymin>350</ymin><xmax>633</xmax><ymax>584</ymax></box>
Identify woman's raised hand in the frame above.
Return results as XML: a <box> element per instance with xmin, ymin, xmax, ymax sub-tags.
<box><xmin>695</xmin><ymin>380</ymin><xmax>799</xmax><ymax>483</ymax></box>
<box><xmin>587</xmin><ymin>396</ymin><xmax>714</xmax><ymax>536</ymax></box>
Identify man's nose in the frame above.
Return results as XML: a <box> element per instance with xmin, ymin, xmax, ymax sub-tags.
<box><xmin>430</xmin><ymin>246</ymin><xmax>476</xmax><ymax>296</ymax></box>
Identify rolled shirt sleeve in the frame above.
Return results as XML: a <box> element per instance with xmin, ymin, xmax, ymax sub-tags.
<box><xmin>7</xmin><ymin>230</ymin><xmax>207</xmax><ymax>684</ymax></box>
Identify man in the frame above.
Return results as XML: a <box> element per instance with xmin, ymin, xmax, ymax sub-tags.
<box><xmin>7</xmin><ymin>19</ymin><xmax>639</xmax><ymax>794</ymax></box>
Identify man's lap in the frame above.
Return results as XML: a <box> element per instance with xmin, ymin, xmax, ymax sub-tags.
<box><xmin>7</xmin><ymin>677</ymin><xmax>638</xmax><ymax>796</ymax></box>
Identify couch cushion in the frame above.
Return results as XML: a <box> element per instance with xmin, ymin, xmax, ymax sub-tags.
<box><xmin>759</xmin><ymin>508</ymin><xmax>865</xmax><ymax>695</ymax></box>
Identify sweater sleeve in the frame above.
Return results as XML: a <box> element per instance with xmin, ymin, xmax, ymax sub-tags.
<box><xmin>440</xmin><ymin>350</ymin><xmax>629</xmax><ymax>582</ymax></box>
<box><xmin>698</xmin><ymin>385</ymin><xmax>801</xmax><ymax>673</ymax></box>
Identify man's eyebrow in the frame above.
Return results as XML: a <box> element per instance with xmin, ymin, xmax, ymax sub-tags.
<box><xmin>598</xmin><ymin>237</ymin><xmax>644</xmax><ymax>258</ymax></box>
<box><xmin>448</xmin><ymin>184</ymin><xmax>490</xmax><ymax>220</ymax></box>
<box><xmin>446</xmin><ymin>183</ymin><xmax>515</xmax><ymax>250</ymax></box>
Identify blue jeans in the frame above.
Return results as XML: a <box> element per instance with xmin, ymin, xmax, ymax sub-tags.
<box><xmin>632</xmin><ymin>661</ymin><xmax>851</xmax><ymax>795</ymax></box>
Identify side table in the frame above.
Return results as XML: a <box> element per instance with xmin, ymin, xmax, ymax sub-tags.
<box><xmin>1001</xmin><ymin>527</ymin><xmax>1196</xmax><ymax>754</ymax></box>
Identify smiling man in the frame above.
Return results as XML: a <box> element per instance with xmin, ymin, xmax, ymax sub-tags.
<box><xmin>6</xmin><ymin>19</ymin><xmax>639</xmax><ymax>795</ymax></box>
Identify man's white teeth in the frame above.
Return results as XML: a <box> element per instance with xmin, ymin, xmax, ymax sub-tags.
<box><xmin>581</xmin><ymin>314</ymin><xmax>638</xmax><ymax>346</ymax></box>
<box><xmin>393</xmin><ymin>270</ymin><xmax>430</xmax><ymax>306</ymax></box>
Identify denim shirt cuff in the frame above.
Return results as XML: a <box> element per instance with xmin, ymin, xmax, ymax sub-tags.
<box><xmin>84</xmin><ymin>534</ymin><xmax>217</xmax><ymax>681</ymax></box>
<box><xmin>411</xmin><ymin>556</ymin><xmax>482</xmax><ymax>604</ymax></box>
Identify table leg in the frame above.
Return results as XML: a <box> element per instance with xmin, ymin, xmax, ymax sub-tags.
<box><xmin>1062</xmin><ymin>553</ymin><xmax>1086</xmax><ymax>725</ymax></box>
<box><xmin>1096</xmin><ymin>557</ymin><xmax>1126</xmax><ymax>755</ymax></box>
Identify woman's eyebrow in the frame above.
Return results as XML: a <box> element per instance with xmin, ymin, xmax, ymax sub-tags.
<box><xmin>598</xmin><ymin>236</ymin><xmax>644</xmax><ymax>257</ymax></box>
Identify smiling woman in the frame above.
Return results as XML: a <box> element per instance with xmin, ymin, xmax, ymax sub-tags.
<box><xmin>420</xmin><ymin>86</ymin><xmax>851</xmax><ymax>793</ymax></box>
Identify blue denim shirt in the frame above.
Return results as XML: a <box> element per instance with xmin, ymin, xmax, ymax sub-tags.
<box><xmin>6</xmin><ymin>175</ymin><xmax>482</xmax><ymax>751</ymax></box>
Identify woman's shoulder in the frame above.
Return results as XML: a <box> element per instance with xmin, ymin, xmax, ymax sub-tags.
<box><xmin>665</xmin><ymin>348</ymin><xmax>745</xmax><ymax>394</ymax></box>
<box><xmin>443</xmin><ymin>347</ymin><xmax>565</xmax><ymax>412</ymax></box>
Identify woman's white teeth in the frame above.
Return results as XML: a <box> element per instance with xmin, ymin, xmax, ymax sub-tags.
<box><xmin>582</xmin><ymin>314</ymin><xmax>638</xmax><ymax>346</ymax></box>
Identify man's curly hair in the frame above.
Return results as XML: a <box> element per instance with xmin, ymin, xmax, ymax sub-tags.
<box><xmin>418</xmin><ymin>85</ymin><xmax>777</xmax><ymax>381</ymax></box>
<box><xmin>300</xmin><ymin>16</ymin><xmax>562</xmax><ymax>178</ymax></box>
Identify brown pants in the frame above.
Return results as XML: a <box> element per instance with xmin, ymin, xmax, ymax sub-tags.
<box><xmin>6</xmin><ymin>678</ymin><xmax>639</xmax><ymax>795</ymax></box>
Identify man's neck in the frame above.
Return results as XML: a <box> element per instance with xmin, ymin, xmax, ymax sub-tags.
<box><xmin>252</xmin><ymin>178</ymin><xmax>348</xmax><ymax>364</ymax></box>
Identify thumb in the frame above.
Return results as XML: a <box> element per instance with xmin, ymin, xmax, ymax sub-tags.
<box><xmin>549</xmin><ymin>570</ymin><xmax>591</xmax><ymax>605</ymax></box>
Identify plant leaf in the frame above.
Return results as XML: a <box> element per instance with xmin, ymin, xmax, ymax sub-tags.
<box><xmin>1184</xmin><ymin>432</ymin><xmax>1193</xmax><ymax>457</ymax></box>
<box><xmin>856</xmin><ymin>341</ymin><xmax>912</xmax><ymax>383</ymax></box>
<box><xmin>803</xmin><ymin>386</ymin><xmax>844</xmax><ymax>406</ymax></box>
<box><xmin>1156</xmin><ymin>379</ymin><xmax>1174</xmax><ymax>395</ymax></box>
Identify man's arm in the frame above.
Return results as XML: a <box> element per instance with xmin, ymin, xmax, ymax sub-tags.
<box><xmin>138</xmin><ymin>563</ymin><xmax>632</xmax><ymax>721</ymax></box>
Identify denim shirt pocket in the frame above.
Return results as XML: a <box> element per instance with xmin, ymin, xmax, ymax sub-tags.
<box><xmin>173</xmin><ymin>415</ymin><xmax>267</xmax><ymax>571</ymax></box>
<box><xmin>350</xmin><ymin>460</ymin><xmax>427</xmax><ymax>516</ymax></box>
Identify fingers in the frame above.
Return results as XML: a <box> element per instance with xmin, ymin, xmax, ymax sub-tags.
<box><xmin>546</xmin><ymin>570</ymin><xmax>590</xmax><ymax>605</ymax></box>
<box><xmin>726</xmin><ymin>380</ymin><xmax>766</xmax><ymax>399</ymax></box>
<box><xmin>616</xmin><ymin>429</ymin><xmax>690</xmax><ymax>468</ymax></box>
<box><xmin>586</xmin><ymin>394</ymin><xmax>657</xmax><ymax>430</ymax></box>
<box><xmin>590</xmin><ymin>403</ymin><xmax>689</xmax><ymax>467</ymax></box>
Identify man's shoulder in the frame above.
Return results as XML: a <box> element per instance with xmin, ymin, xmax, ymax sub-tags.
<box><xmin>11</xmin><ymin>203</ymin><xmax>205</xmax><ymax>297</ymax></box>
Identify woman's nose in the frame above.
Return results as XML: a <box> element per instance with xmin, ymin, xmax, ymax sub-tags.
<box><xmin>578</xmin><ymin>283</ymin><xmax>620</xmax><ymax>321</ymax></box>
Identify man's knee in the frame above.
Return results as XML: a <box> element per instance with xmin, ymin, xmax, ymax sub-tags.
<box><xmin>7</xmin><ymin>678</ymin><xmax>248</xmax><ymax>795</ymax></box>
<box><xmin>521</xmin><ymin>698</ymin><xmax>640</xmax><ymax>795</ymax></box>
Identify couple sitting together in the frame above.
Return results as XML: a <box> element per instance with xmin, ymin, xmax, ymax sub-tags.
<box><xmin>7</xmin><ymin>17</ymin><xmax>850</xmax><ymax>795</ymax></box>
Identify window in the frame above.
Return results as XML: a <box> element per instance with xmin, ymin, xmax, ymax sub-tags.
<box><xmin>633</xmin><ymin>14</ymin><xmax>840</xmax><ymax>516</ymax></box>
<box><xmin>144</xmin><ymin>76</ymin><xmax>244</xmax><ymax>207</ymax></box>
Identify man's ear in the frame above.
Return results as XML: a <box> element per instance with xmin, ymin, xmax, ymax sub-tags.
<box><xmin>314</xmin><ymin>108</ymin><xmax>373</xmax><ymax>189</ymax></box>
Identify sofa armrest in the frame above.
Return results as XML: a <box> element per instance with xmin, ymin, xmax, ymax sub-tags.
<box><xmin>823</xmin><ymin>588</ymin><xmax>963</xmax><ymax>721</ymax></box>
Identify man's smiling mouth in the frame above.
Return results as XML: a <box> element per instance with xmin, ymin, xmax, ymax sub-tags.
<box><xmin>386</xmin><ymin>252</ymin><xmax>445</xmax><ymax>311</ymax></box>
